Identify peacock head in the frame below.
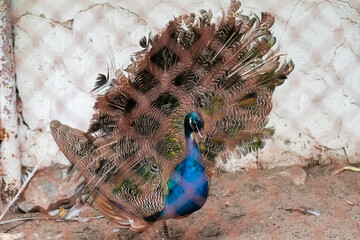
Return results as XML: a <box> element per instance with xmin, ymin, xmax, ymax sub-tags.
<box><xmin>184</xmin><ymin>112</ymin><xmax>205</xmax><ymax>137</ymax></box>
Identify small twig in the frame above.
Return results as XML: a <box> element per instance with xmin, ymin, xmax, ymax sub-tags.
<box><xmin>285</xmin><ymin>207</ymin><xmax>320</xmax><ymax>216</ymax></box>
<box><xmin>0</xmin><ymin>159</ymin><xmax>44</xmax><ymax>221</ymax></box>
<box><xmin>331</xmin><ymin>166</ymin><xmax>360</xmax><ymax>176</ymax></box>
<box><xmin>0</xmin><ymin>215</ymin><xmax>104</xmax><ymax>225</ymax></box>
<box><xmin>71</xmin><ymin>216</ymin><xmax>105</xmax><ymax>222</ymax></box>
<box><xmin>5</xmin><ymin>222</ymin><xmax>26</xmax><ymax>233</ymax></box>
<box><xmin>0</xmin><ymin>217</ymin><xmax>51</xmax><ymax>225</ymax></box>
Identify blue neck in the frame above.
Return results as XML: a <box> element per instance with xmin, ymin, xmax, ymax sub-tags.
<box><xmin>145</xmin><ymin>132</ymin><xmax>208</xmax><ymax>221</ymax></box>
<box><xmin>184</xmin><ymin>127</ymin><xmax>192</xmax><ymax>138</ymax></box>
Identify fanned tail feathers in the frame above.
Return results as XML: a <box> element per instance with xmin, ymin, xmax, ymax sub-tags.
<box><xmin>50</xmin><ymin>0</ymin><xmax>294</xmax><ymax>232</ymax></box>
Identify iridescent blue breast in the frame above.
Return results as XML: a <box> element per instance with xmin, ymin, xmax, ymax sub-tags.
<box><xmin>145</xmin><ymin>133</ymin><xmax>208</xmax><ymax>222</ymax></box>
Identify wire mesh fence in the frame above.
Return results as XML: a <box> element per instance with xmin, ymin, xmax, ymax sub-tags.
<box><xmin>2</xmin><ymin>0</ymin><xmax>360</xmax><ymax>239</ymax></box>
<box><xmin>11</xmin><ymin>0</ymin><xmax>360</xmax><ymax>170</ymax></box>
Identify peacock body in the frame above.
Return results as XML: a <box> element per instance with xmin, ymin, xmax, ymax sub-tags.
<box><xmin>50</xmin><ymin>0</ymin><xmax>294</xmax><ymax>233</ymax></box>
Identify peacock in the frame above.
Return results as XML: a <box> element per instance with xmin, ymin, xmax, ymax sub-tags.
<box><xmin>50</xmin><ymin>0</ymin><xmax>294</xmax><ymax>234</ymax></box>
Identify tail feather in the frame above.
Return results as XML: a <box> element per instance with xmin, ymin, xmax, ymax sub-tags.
<box><xmin>83</xmin><ymin>0</ymin><xmax>294</xmax><ymax>195</ymax></box>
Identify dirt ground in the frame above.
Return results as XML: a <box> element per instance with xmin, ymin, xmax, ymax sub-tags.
<box><xmin>1</xmin><ymin>164</ymin><xmax>360</xmax><ymax>239</ymax></box>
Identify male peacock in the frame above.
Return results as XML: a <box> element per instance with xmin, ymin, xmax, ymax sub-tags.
<box><xmin>50</xmin><ymin>0</ymin><xmax>294</xmax><ymax>234</ymax></box>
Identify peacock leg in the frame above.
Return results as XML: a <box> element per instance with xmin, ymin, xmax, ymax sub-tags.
<box><xmin>162</xmin><ymin>220</ymin><xmax>170</xmax><ymax>239</ymax></box>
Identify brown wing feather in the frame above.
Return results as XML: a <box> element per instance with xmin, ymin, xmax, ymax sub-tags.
<box><xmin>93</xmin><ymin>192</ymin><xmax>152</xmax><ymax>233</ymax></box>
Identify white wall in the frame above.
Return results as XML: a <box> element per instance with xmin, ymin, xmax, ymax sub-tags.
<box><xmin>11</xmin><ymin>0</ymin><xmax>360</xmax><ymax>171</ymax></box>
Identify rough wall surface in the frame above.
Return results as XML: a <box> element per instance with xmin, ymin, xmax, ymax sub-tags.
<box><xmin>0</xmin><ymin>0</ymin><xmax>21</xmax><ymax>196</ymax></box>
<box><xmin>11</xmin><ymin>0</ymin><xmax>360</xmax><ymax>171</ymax></box>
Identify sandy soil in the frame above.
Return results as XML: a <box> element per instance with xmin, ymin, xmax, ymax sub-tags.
<box><xmin>1</xmin><ymin>164</ymin><xmax>360</xmax><ymax>239</ymax></box>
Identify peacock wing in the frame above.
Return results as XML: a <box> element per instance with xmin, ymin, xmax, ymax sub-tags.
<box><xmin>50</xmin><ymin>118</ymin><xmax>184</xmax><ymax>222</ymax></box>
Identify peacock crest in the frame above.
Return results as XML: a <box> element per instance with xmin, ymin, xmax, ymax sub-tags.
<box><xmin>50</xmin><ymin>0</ymin><xmax>294</xmax><ymax>233</ymax></box>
